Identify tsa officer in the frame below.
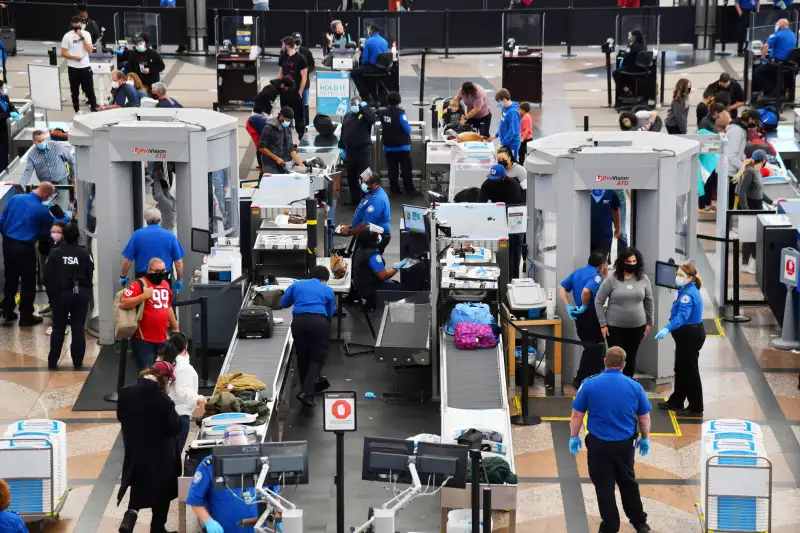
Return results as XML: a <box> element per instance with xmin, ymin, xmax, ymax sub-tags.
<box><xmin>655</xmin><ymin>263</ymin><xmax>706</xmax><ymax>417</ymax></box>
<box><xmin>569</xmin><ymin>346</ymin><xmax>652</xmax><ymax>533</ymax></box>
<box><xmin>281</xmin><ymin>265</ymin><xmax>336</xmax><ymax>408</ymax></box>
<box><xmin>0</xmin><ymin>80</ymin><xmax>20</xmax><ymax>172</ymax></box>
<box><xmin>340</xmin><ymin>168</ymin><xmax>392</xmax><ymax>254</ymax></box>
<box><xmin>339</xmin><ymin>96</ymin><xmax>377</xmax><ymax>205</ymax></box>
<box><xmin>187</xmin><ymin>426</ymin><xmax>259</xmax><ymax>533</ymax></box>
<box><xmin>558</xmin><ymin>251</ymin><xmax>608</xmax><ymax>388</ymax></box>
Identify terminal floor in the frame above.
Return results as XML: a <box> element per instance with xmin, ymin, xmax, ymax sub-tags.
<box><xmin>0</xmin><ymin>42</ymin><xmax>798</xmax><ymax>532</ymax></box>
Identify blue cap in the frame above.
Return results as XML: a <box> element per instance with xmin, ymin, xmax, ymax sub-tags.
<box><xmin>751</xmin><ymin>149</ymin><xmax>769</xmax><ymax>162</ymax></box>
<box><xmin>488</xmin><ymin>164</ymin><xmax>506</xmax><ymax>180</ymax></box>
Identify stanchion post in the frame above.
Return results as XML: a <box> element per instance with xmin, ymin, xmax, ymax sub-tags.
<box><xmin>418</xmin><ymin>50</ymin><xmax>427</xmax><ymax>121</ymax></box>
<box><xmin>561</xmin><ymin>3</ymin><xmax>577</xmax><ymax>58</ymax></box>
<box><xmin>606</xmin><ymin>49</ymin><xmax>613</xmax><ymax>108</ymax></box>
<box><xmin>306</xmin><ymin>197</ymin><xmax>318</xmax><ymax>277</ymax></box>
<box><xmin>659</xmin><ymin>50</ymin><xmax>666</xmax><ymax>107</ymax></box>
<box><xmin>584</xmin><ymin>115</ymin><xmax>589</xmax><ymax>131</ymax></box>
<box><xmin>510</xmin><ymin>329</ymin><xmax>542</xmax><ymax>426</ymax></box>
<box><xmin>722</xmin><ymin>238</ymin><xmax>752</xmax><ymax>322</ymax></box>
<box><xmin>442</xmin><ymin>10</ymin><xmax>453</xmax><ymax>59</ymax></box>
<box><xmin>470</xmin><ymin>449</ymin><xmax>481</xmax><ymax>533</ymax></box>
<box><xmin>199</xmin><ymin>296</ymin><xmax>216</xmax><ymax>387</ymax></box>
<box><xmin>482</xmin><ymin>487</ymin><xmax>492</xmax><ymax>532</ymax></box>
<box><xmin>336</xmin><ymin>430</ymin><xmax>345</xmax><ymax>533</ymax></box>
<box><xmin>104</xmin><ymin>338</ymin><xmax>128</xmax><ymax>403</ymax></box>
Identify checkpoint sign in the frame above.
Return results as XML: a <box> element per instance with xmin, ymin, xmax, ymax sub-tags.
<box><xmin>323</xmin><ymin>391</ymin><xmax>357</xmax><ymax>432</ymax></box>
<box><xmin>780</xmin><ymin>248</ymin><xmax>800</xmax><ymax>287</ymax></box>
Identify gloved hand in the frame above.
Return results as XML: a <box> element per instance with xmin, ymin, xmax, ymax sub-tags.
<box><xmin>339</xmin><ymin>148</ymin><xmax>346</xmax><ymax>161</ymax></box>
<box><xmin>113</xmin><ymin>49</ymin><xmax>124</xmax><ymax>55</ymax></box>
<box><xmin>566</xmin><ymin>304</ymin><xmax>577</xmax><ymax>319</ymax></box>
<box><xmin>394</xmin><ymin>259</ymin><xmax>408</xmax><ymax>270</ymax></box>
<box><xmin>654</xmin><ymin>327</ymin><xmax>669</xmax><ymax>340</ymax></box>
<box><xmin>42</xmin><ymin>200</ymin><xmax>55</xmax><ymax>208</ymax></box>
<box><xmin>65</xmin><ymin>210</ymin><xmax>73</xmax><ymax>220</ymax></box>
<box><xmin>572</xmin><ymin>305</ymin><xmax>587</xmax><ymax>317</ymax></box>
<box><xmin>203</xmin><ymin>518</ymin><xmax>224</xmax><ymax>533</ymax></box>
<box><xmin>359</xmin><ymin>101</ymin><xmax>367</xmax><ymax>108</ymax></box>
<box><xmin>637</xmin><ymin>438</ymin><xmax>650</xmax><ymax>456</ymax></box>
<box><xmin>568</xmin><ymin>436</ymin><xmax>582</xmax><ymax>455</ymax></box>
<box><xmin>119</xmin><ymin>276</ymin><xmax>128</xmax><ymax>287</ymax></box>
<box><xmin>9</xmin><ymin>112</ymin><xmax>19</xmax><ymax>120</ymax></box>
<box><xmin>364</xmin><ymin>392</ymin><xmax>376</xmax><ymax>399</ymax></box>
<box><xmin>173</xmin><ymin>279</ymin><xmax>183</xmax><ymax>293</ymax></box>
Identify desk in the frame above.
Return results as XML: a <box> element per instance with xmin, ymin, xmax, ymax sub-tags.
<box><xmin>317</xmin><ymin>256</ymin><xmax>352</xmax><ymax>339</ymax></box>
<box><xmin>502</xmin><ymin>316</ymin><xmax>563</xmax><ymax>395</ymax></box>
<box><xmin>502</xmin><ymin>51</ymin><xmax>543</xmax><ymax>105</ymax></box>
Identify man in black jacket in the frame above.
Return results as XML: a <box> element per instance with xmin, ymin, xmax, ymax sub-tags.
<box><xmin>339</xmin><ymin>96</ymin><xmax>376</xmax><ymax>205</ymax></box>
<box><xmin>253</xmin><ymin>77</ymin><xmax>293</xmax><ymax>116</ymax></box>
<box><xmin>75</xmin><ymin>4</ymin><xmax>101</xmax><ymax>46</ymax></box>
<box><xmin>126</xmin><ymin>34</ymin><xmax>165</xmax><ymax>92</ymax></box>
<box><xmin>257</xmin><ymin>107</ymin><xmax>305</xmax><ymax>174</ymax></box>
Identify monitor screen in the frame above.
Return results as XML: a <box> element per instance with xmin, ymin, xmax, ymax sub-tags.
<box><xmin>655</xmin><ymin>261</ymin><xmax>679</xmax><ymax>289</ymax></box>
<box><xmin>191</xmin><ymin>228</ymin><xmax>212</xmax><ymax>254</ymax></box>
<box><xmin>403</xmin><ymin>205</ymin><xmax>426</xmax><ymax>233</ymax></box>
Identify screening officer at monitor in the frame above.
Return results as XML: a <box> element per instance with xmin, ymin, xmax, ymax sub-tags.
<box><xmin>339</xmin><ymin>96</ymin><xmax>377</xmax><ymax>205</ymax></box>
<box><xmin>479</xmin><ymin>163</ymin><xmax>524</xmax><ymax>276</ymax></box>
<box><xmin>558</xmin><ymin>251</ymin><xmax>608</xmax><ymax>388</ymax></box>
<box><xmin>655</xmin><ymin>263</ymin><xmax>706</xmax><ymax>417</ymax></box>
<box><xmin>187</xmin><ymin>426</ymin><xmax>259</xmax><ymax>533</ymax></box>
<box><xmin>754</xmin><ymin>18</ymin><xmax>796</xmax><ymax>97</ymax></box>
<box><xmin>569</xmin><ymin>346</ymin><xmax>652</xmax><ymax>533</ymax></box>
<box><xmin>351</xmin><ymin>24</ymin><xmax>389</xmax><ymax>104</ymax></box>
<box><xmin>340</xmin><ymin>168</ymin><xmax>392</xmax><ymax>254</ymax></box>
<box><xmin>352</xmin><ymin>230</ymin><xmax>408</xmax><ymax>307</ymax></box>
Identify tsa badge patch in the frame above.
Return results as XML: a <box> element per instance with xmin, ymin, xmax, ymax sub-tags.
<box><xmin>680</xmin><ymin>295</ymin><xmax>690</xmax><ymax>303</ymax></box>
<box><xmin>594</xmin><ymin>275</ymin><xmax>602</xmax><ymax>283</ymax></box>
<box><xmin>193</xmin><ymin>470</ymin><xmax>202</xmax><ymax>483</ymax></box>
<box><xmin>367</xmin><ymin>205</ymin><xmax>375</xmax><ymax>213</ymax></box>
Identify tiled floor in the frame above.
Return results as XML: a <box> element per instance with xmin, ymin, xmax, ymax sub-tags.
<box><xmin>0</xmin><ymin>40</ymin><xmax>798</xmax><ymax>532</ymax></box>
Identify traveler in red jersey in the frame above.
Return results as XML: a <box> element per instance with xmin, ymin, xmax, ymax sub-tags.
<box><xmin>120</xmin><ymin>257</ymin><xmax>179</xmax><ymax>372</ymax></box>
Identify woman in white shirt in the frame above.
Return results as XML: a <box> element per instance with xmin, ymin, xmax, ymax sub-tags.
<box><xmin>159</xmin><ymin>333</ymin><xmax>206</xmax><ymax>453</ymax></box>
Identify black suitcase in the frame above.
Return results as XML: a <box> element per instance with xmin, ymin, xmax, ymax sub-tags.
<box><xmin>237</xmin><ymin>305</ymin><xmax>274</xmax><ymax>339</ymax></box>
<box><xmin>0</xmin><ymin>10</ymin><xmax>15</xmax><ymax>57</ymax></box>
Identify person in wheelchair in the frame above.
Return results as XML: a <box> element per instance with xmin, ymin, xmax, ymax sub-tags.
<box><xmin>352</xmin><ymin>230</ymin><xmax>410</xmax><ymax>309</ymax></box>
<box><xmin>754</xmin><ymin>18</ymin><xmax>797</xmax><ymax>97</ymax></box>
<box><xmin>612</xmin><ymin>29</ymin><xmax>647</xmax><ymax>103</ymax></box>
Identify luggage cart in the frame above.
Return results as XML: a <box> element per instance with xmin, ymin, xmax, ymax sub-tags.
<box><xmin>695</xmin><ymin>454</ymin><xmax>772</xmax><ymax>533</ymax></box>
<box><xmin>0</xmin><ymin>436</ymin><xmax>71</xmax><ymax>532</ymax></box>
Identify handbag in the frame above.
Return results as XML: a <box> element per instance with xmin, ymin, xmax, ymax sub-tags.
<box><xmin>445</xmin><ymin>302</ymin><xmax>493</xmax><ymax>335</ymax></box>
<box><xmin>454</xmin><ymin>322</ymin><xmax>497</xmax><ymax>350</ymax></box>
<box><xmin>114</xmin><ymin>279</ymin><xmax>144</xmax><ymax>339</ymax></box>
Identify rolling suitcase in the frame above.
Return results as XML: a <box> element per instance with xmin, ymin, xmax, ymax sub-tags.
<box><xmin>237</xmin><ymin>305</ymin><xmax>274</xmax><ymax>339</ymax></box>
<box><xmin>0</xmin><ymin>9</ymin><xmax>16</xmax><ymax>57</ymax></box>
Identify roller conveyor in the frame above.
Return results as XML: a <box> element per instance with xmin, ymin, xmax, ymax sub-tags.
<box><xmin>443</xmin><ymin>334</ymin><xmax>504</xmax><ymax>410</ymax></box>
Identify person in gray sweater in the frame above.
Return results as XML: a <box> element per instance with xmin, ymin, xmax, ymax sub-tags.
<box><xmin>665</xmin><ymin>78</ymin><xmax>691</xmax><ymax>134</ymax></box>
<box><xmin>595</xmin><ymin>247</ymin><xmax>654</xmax><ymax>378</ymax></box>
<box><xmin>725</xmin><ymin>109</ymin><xmax>760</xmax><ymax>210</ymax></box>
<box><xmin>734</xmin><ymin>149</ymin><xmax>772</xmax><ymax>273</ymax></box>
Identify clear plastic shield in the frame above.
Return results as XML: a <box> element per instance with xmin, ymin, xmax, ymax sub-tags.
<box><xmin>219</xmin><ymin>15</ymin><xmax>259</xmax><ymax>51</ymax></box>
<box><xmin>363</xmin><ymin>17</ymin><xmax>399</xmax><ymax>47</ymax></box>
<box><xmin>504</xmin><ymin>13</ymin><xmax>543</xmax><ymax>48</ymax></box>
<box><xmin>123</xmin><ymin>12</ymin><xmax>161</xmax><ymax>50</ymax></box>
<box><xmin>616</xmin><ymin>15</ymin><xmax>660</xmax><ymax>49</ymax></box>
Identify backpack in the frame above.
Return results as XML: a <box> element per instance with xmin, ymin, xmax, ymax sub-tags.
<box><xmin>445</xmin><ymin>302</ymin><xmax>493</xmax><ymax>335</ymax></box>
<box><xmin>313</xmin><ymin>113</ymin><xmax>336</xmax><ymax>137</ymax></box>
<box><xmin>114</xmin><ymin>279</ymin><xmax>145</xmax><ymax>339</ymax></box>
<box><xmin>758</xmin><ymin>106</ymin><xmax>779</xmax><ymax>132</ymax></box>
<box><xmin>454</xmin><ymin>322</ymin><xmax>497</xmax><ymax>350</ymax></box>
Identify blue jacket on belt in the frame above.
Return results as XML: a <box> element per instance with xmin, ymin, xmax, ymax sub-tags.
<box><xmin>664</xmin><ymin>282</ymin><xmax>703</xmax><ymax>332</ymax></box>
<box><xmin>0</xmin><ymin>192</ymin><xmax>70</xmax><ymax>243</ymax></box>
<box><xmin>496</xmin><ymin>101</ymin><xmax>521</xmax><ymax>152</ymax></box>
<box><xmin>362</xmin><ymin>33</ymin><xmax>389</xmax><ymax>65</ymax></box>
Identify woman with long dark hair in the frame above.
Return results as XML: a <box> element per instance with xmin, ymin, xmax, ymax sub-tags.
<box><xmin>594</xmin><ymin>247</ymin><xmax>654</xmax><ymax>378</ymax></box>
<box><xmin>117</xmin><ymin>361</ymin><xmax>182</xmax><ymax>533</ymax></box>
<box><xmin>665</xmin><ymin>78</ymin><xmax>692</xmax><ymax>134</ymax></box>
<box><xmin>159</xmin><ymin>332</ymin><xmax>206</xmax><ymax>454</ymax></box>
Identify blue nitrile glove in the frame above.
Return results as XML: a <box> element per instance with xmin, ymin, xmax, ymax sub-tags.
<box><xmin>42</xmin><ymin>200</ymin><xmax>55</xmax><ymax>208</ymax></box>
<box><xmin>572</xmin><ymin>305</ymin><xmax>586</xmax><ymax>317</ymax></box>
<box><xmin>9</xmin><ymin>112</ymin><xmax>19</xmax><ymax>120</ymax></box>
<box><xmin>113</xmin><ymin>49</ymin><xmax>124</xmax><ymax>55</ymax></box>
<box><xmin>637</xmin><ymin>438</ymin><xmax>650</xmax><ymax>456</ymax></box>
<box><xmin>173</xmin><ymin>279</ymin><xmax>183</xmax><ymax>293</ymax></box>
<box><xmin>339</xmin><ymin>148</ymin><xmax>346</xmax><ymax>161</ymax></box>
<box><xmin>568</xmin><ymin>436</ymin><xmax>582</xmax><ymax>455</ymax></box>
<box><xmin>365</xmin><ymin>392</ymin><xmax>376</xmax><ymax>399</ymax></box>
<box><xmin>203</xmin><ymin>518</ymin><xmax>224</xmax><ymax>533</ymax></box>
<box><xmin>654</xmin><ymin>327</ymin><xmax>669</xmax><ymax>340</ymax></box>
<box><xmin>566</xmin><ymin>304</ymin><xmax>577</xmax><ymax>319</ymax></box>
<box><xmin>119</xmin><ymin>276</ymin><xmax>128</xmax><ymax>287</ymax></box>
<box><xmin>359</xmin><ymin>101</ymin><xmax>367</xmax><ymax>108</ymax></box>
<box><xmin>65</xmin><ymin>210</ymin><xmax>73</xmax><ymax>220</ymax></box>
<box><xmin>394</xmin><ymin>259</ymin><xmax>408</xmax><ymax>270</ymax></box>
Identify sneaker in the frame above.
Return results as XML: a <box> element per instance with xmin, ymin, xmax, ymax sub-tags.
<box><xmin>741</xmin><ymin>259</ymin><xmax>756</xmax><ymax>274</ymax></box>
<box><xmin>46</xmin><ymin>326</ymin><xmax>53</xmax><ymax>335</ymax></box>
<box><xmin>2</xmin><ymin>311</ymin><xmax>17</xmax><ymax>323</ymax></box>
<box><xmin>634</xmin><ymin>524</ymin><xmax>651</xmax><ymax>533</ymax></box>
<box><xmin>296</xmin><ymin>392</ymin><xmax>315</xmax><ymax>408</ymax></box>
<box><xmin>675</xmin><ymin>408</ymin><xmax>703</xmax><ymax>417</ymax></box>
<box><xmin>19</xmin><ymin>316</ymin><xmax>44</xmax><ymax>327</ymax></box>
<box><xmin>119</xmin><ymin>509</ymin><xmax>138</xmax><ymax>533</ymax></box>
<box><xmin>38</xmin><ymin>305</ymin><xmax>51</xmax><ymax>316</ymax></box>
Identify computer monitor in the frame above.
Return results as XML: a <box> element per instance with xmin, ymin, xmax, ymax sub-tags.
<box><xmin>211</xmin><ymin>441</ymin><xmax>309</xmax><ymax>490</ymax></box>
<box><xmin>362</xmin><ymin>437</ymin><xmax>414</xmax><ymax>484</ymax></box>
<box><xmin>655</xmin><ymin>260</ymin><xmax>679</xmax><ymax>290</ymax></box>
<box><xmin>416</xmin><ymin>442</ymin><xmax>468</xmax><ymax>489</ymax></box>
<box><xmin>402</xmin><ymin>205</ymin><xmax>427</xmax><ymax>234</ymax></box>
<box><xmin>191</xmin><ymin>227</ymin><xmax>212</xmax><ymax>254</ymax></box>
<box><xmin>261</xmin><ymin>441</ymin><xmax>309</xmax><ymax>485</ymax></box>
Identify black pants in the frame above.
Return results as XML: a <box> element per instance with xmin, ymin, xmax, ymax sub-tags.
<box><xmin>668</xmin><ymin>324</ymin><xmax>706</xmax><ymax>412</ymax></box>
<box><xmin>574</xmin><ymin>310</ymin><xmax>605</xmax><ymax>387</ymax></box>
<box><xmin>345</xmin><ymin>145</ymin><xmax>372</xmax><ymax>203</ymax></box>
<box><xmin>351</xmin><ymin>63</ymin><xmax>385</xmax><ymax>102</ymax></box>
<box><xmin>612</xmin><ymin>70</ymin><xmax>634</xmax><ymax>99</ymax></box>
<box><xmin>2</xmin><ymin>237</ymin><xmax>37</xmax><ymax>318</ymax></box>
<box><xmin>519</xmin><ymin>139</ymin><xmax>529</xmax><ymax>164</ymax></box>
<box><xmin>509</xmin><ymin>232</ymin><xmax>522</xmax><ymax>279</ymax></box>
<box><xmin>385</xmin><ymin>150</ymin><xmax>414</xmax><ymax>193</ymax></box>
<box><xmin>67</xmin><ymin>66</ymin><xmax>97</xmax><ymax>112</ymax></box>
<box><xmin>49</xmin><ymin>287</ymin><xmax>91</xmax><ymax>369</ymax></box>
<box><xmin>606</xmin><ymin>324</ymin><xmax>646</xmax><ymax>378</ymax></box>
<box><xmin>742</xmin><ymin>241</ymin><xmax>756</xmax><ymax>265</ymax></box>
<box><xmin>291</xmin><ymin>313</ymin><xmax>330</xmax><ymax>396</ymax></box>
<box><xmin>466</xmin><ymin>112</ymin><xmax>492</xmax><ymax>137</ymax></box>
<box><xmin>586</xmin><ymin>433</ymin><xmax>648</xmax><ymax>533</ymax></box>
<box><xmin>754</xmin><ymin>62</ymin><xmax>781</xmax><ymax>96</ymax></box>
<box><xmin>699</xmin><ymin>171</ymin><xmax>717</xmax><ymax>209</ymax></box>
<box><xmin>665</xmin><ymin>124</ymin><xmax>684</xmax><ymax>135</ymax></box>
<box><xmin>129</xmin><ymin>500</ymin><xmax>170</xmax><ymax>533</ymax></box>
<box><xmin>737</xmin><ymin>9</ymin><xmax>755</xmax><ymax>54</ymax></box>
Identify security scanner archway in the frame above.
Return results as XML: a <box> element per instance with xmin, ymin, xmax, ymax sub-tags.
<box><xmin>69</xmin><ymin>108</ymin><xmax>239</xmax><ymax>345</ymax></box>
<box><xmin>526</xmin><ymin>131</ymin><xmax>701</xmax><ymax>383</ymax></box>
<box><xmin>212</xmin><ymin>441</ymin><xmax>309</xmax><ymax>532</ymax></box>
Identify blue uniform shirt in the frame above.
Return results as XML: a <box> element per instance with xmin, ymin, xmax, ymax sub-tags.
<box><xmin>362</xmin><ymin>33</ymin><xmax>389</xmax><ymax>65</ymax></box>
<box><xmin>280</xmin><ymin>277</ymin><xmax>336</xmax><ymax>318</ymax></box>
<box><xmin>0</xmin><ymin>509</ymin><xmax>26</xmax><ymax>532</ymax></box>
<box><xmin>352</xmin><ymin>187</ymin><xmax>392</xmax><ymax>235</ymax></box>
<box><xmin>560</xmin><ymin>264</ymin><xmax>604</xmax><ymax>311</ymax></box>
<box><xmin>122</xmin><ymin>223</ymin><xmax>186</xmax><ymax>273</ymax></box>
<box><xmin>664</xmin><ymin>282</ymin><xmax>703</xmax><ymax>332</ymax></box>
<box><xmin>766</xmin><ymin>28</ymin><xmax>796</xmax><ymax>61</ymax></box>
<box><xmin>0</xmin><ymin>192</ymin><xmax>70</xmax><ymax>243</ymax></box>
<box><xmin>736</xmin><ymin>0</ymin><xmax>758</xmax><ymax>8</ymax></box>
<box><xmin>573</xmin><ymin>370</ymin><xmax>652</xmax><ymax>441</ymax></box>
<box><xmin>589</xmin><ymin>190</ymin><xmax>620</xmax><ymax>245</ymax></box>
<box><xmin>367</xmin><ymin>251</ymin><xmax>395</xmax><ymax>284</ymax></box>
<box><xmin>186</xmin><ymin>457</ymin><xmax>258</xmax><ymax>533</ymax></box>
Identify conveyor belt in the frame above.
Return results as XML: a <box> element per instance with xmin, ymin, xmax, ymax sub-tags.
<box><xmin>444</xmin><ymin>334</ymin><xmax>504</xmax><ymax>410</ymax></box>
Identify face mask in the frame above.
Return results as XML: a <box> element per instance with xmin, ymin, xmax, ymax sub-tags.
<box><xmin>496</xmin><ymin>101</ymin><xmax>504</xmax><ymax>108</ymax></box>
<box><xmin>360</xmin><ymin>183</ymin><xmax>369</xmax><ymax>193</ymax></box>
<box><xmin>622</xmin><ymin>263</ymin><xmax>637</xmax><ymax>274</ymax></box>
<box><xmin>72</xmin><ymin>26</ymin><xmax>81</xmax><ymax>32</ymax></box>
<box><xmin>135</xmin><ymin>44</ymin><xmax>146</xmax><ymax>53</ymax></box>
<box><xmin>111</xmin><ymin>81</ymin><xmax>120</xmax><ymax>89</ymax></box>
<box><xmin>36</xmin><ymin>142</ymin><xmax>47</xmax><ymax>151</ymax></box>
<box><xmin>146</xmin><ymin>272</ymin><xmax>167</xmax><ymax>285</ymax></box>
<box><xmin>675</xmin><ymin>275</ymin><xmax>688</xmax><ymax>287</ymax></box>
<box><xmin>281</xmin><ymin>120</ymin><xmax>291</xmax><ymax>128</ymax></box>
<box><xmin>350</xmin><ymin>105</ymin><xmax>359</xmax><ymax>113</ymax></box>
<box><xmin>590</xmin><ymin>189</ymin><xmax>605</xmax><ymax>202</ymax></box>
<box><xmin>126</xmin><ymin>80</ymin><xmax>134</xmax><ymax>86</ymax></box>
<box><xmin>51</xmin><ymin>232</ymin><xmax>62</xmax><ymax>243</ymax></box>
